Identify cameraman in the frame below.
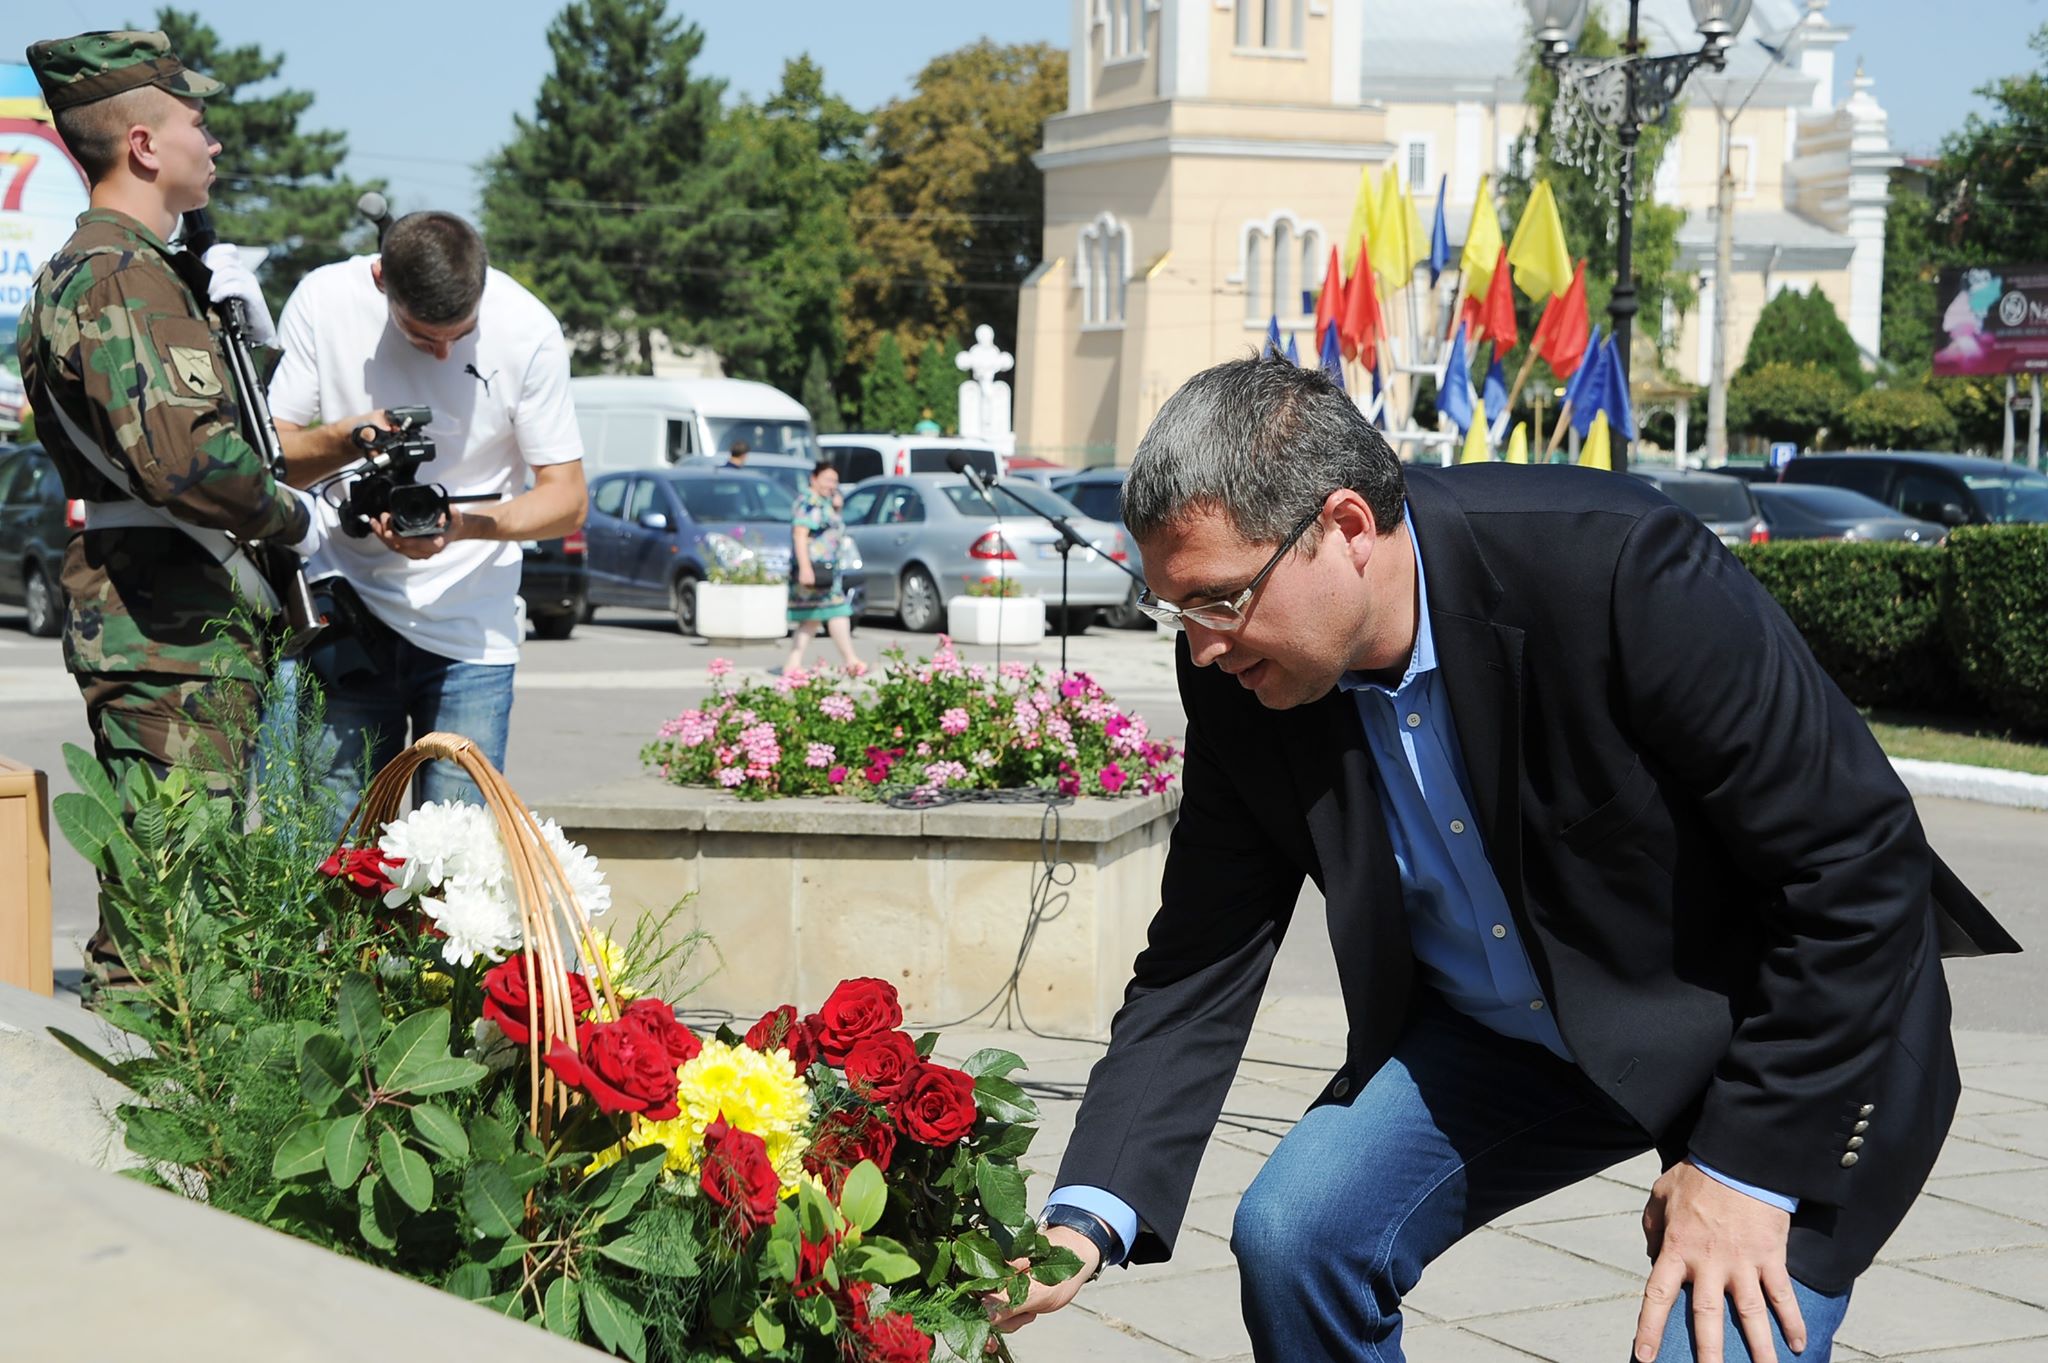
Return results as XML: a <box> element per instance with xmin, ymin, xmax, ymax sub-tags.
<box><xmin>268</xmin><ymin>211</ymin><xmax>584</xmax><ymax>815</ymax></box>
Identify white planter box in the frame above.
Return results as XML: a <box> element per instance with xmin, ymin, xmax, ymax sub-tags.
<box><xmin>696</xmin><ymin>582</ymin><xmax>788</xmax><ymax>640</ymax></box>
<box><xmin>945</xmin><ymin>594</ymin><xmax>1045</xmax><ymax>646</ymax></box>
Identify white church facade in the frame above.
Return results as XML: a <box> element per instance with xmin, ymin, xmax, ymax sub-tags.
<box><xmin>1013</xmin><ymin>0</ymin><xmax>1896</xmax><ymax>463</ymax></box>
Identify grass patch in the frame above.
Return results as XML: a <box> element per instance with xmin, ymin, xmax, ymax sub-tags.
<box><xmin>1863</xmin><ymin>712</ymin><xmax>2048</xmax><ymax>777</ymax></box>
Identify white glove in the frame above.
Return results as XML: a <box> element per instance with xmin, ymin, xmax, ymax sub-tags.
<box><xmin>202</xmin><ymin>243</ymin><xmax>278</xmax><ymax>348</ymax></box>
<box><xmin>282</xmin><ymin>483</ymin><xmax>337</xmax><ymax>559</ymax></box>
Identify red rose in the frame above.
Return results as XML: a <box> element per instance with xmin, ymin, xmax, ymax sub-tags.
<box><xmin>802</xmin><ymin>1107</ymin><xmax>896</xmax><ymax>1195</ymax></box>
<box><xmin>619</xmin><ymin>997</ymin><xmax>701</xmax><ymax>1067</ymax></box>
<box><xmin>842</xmin><ymin>1031</ymin><xmax>919</xmax><ymax>1101</ymax></box>
<box><xmin>480</xmin><ymin>954</ymin><xmax>594</xmax><ymax>1046</ymax></box>
<box><xmin>543</xmin><ymin>1019</ymin><xmax>681</xmax><ymax>1120</ymax></box>
<box><xmin>699</xmin><ymin>1116</ymin><xmax>780</xmax><ymax>1232</ymax></box>
<box><xmin>793</xmin><ymin>1230</ymin><xmax>839</xmax><ymax>1297</ymax></box>
<box><xmin>743</xmin><ymin>1004</ymin><xmax>821</xmax><ymax>1070</ymax></box>
<box><xmin>319</xmin><ymin>846</ymin><xmax>405</xmax><ymax>898</ymax></box>
<box><xmin>890</xmin><ymin>1063</ymin><xmax>977</xmax><ymax>1147</ymax></box>
<box><xmin>805</xmin><ymin>977</ymin><xmax>903</xmax><ymax>1066</ymax></box>
<box><xmin>856</xmin><ymin>1311</ymin><xmax>933</xmax><ymax>1363</ymax></box>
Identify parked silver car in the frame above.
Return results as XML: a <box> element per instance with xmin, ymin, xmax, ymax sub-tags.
<box><xmin>840</xmin><ymin>474</ymin><xmax>1134</xmax><ymax>632</ymax></box>
<box><xmin>1748</xmin><ymin>483</ymin><xmax>1945</xmax><ymax>545</ymax></box>
<box><xmin>1628</xmin><ymin>468</ymin><xmax>1768</xmax><ymax>546</ymax></box>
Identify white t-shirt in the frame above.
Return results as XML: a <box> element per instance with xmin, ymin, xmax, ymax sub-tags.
<box><xmin>268</xmin><ymin>258</ymin><xmax>582</xmax><ymax>664</ymax></box>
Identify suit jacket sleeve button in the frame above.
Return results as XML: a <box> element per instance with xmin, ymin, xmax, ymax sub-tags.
<box><xmin>1846</xmin><ymin>1136</ymin><xmax>1864</xmax><ymax>1150</ymax></box>
<box><xmin>1859</xmin><ymin>1104</ymin><xmax>1875</xmax><ymax>1117</ymax></box>
<box><xmin>1853</xmin><ymin>1120</ymin><xmax>1869</xmax><ymax>1134</ymax></box>
<box><xmin>1840</xmin><ymin>1152</ymin><xmax>1859</xmax><ymax>1168</ymax></box>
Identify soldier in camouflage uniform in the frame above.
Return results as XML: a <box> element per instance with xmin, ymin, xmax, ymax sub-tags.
<box><xmin>16</xmin><ymin>31</ymin><xmax>320</xmax><ymax>986</ymax></box>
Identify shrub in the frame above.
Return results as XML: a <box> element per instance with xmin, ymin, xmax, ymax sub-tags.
<box><xmin>1740</xmin><ymin>287</ymin><xmax>1865</xmax><ymax>391</ymax></box>
<box><xmin>1733</xmin><ymin>541</ymin><xmax>1959</xmax><ymax>712</ymax></box>
<box><xmin>1842</xmin><ymin>386</ymin><xmax>1959</xmax><ymax>451</ymax></box>
<box><xmin>1943</xmin><ymin>527</ymin><xmax>2048</xmax><ymax>733</ymax></box>
<box><xmin>1727</xmin><ymin>362</ymin><xmax>1856</xmax><ymax>449</ymax></box>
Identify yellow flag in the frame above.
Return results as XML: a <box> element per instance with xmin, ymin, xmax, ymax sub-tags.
<box><xmin>1505</xmin><ymin>421</ymin><xmax>1530</xmax><ymax>464</ymax></box>
<box><xmin>1579</xmin><ymin>411</ymin><xmax>1612</xmax><ymax>470</ymax></box>
<box><xmin>1460</xmin><ymin>399</ymin><xmax>1493</xmax><ymax>463</ymax></box>
<box><xmin>1376</xmin><ymin>170</ymin><xmax>1410</xmax><ymax>292</ymax></box>
<box><xmin>1344</xmin><ymin>167</ymin><xmax>1375</xmax><ymax>276</ymax></box>
<box><xmin>1508</xmin><ymin>179</ymin><xmax>1573</xmax><ymax>301</ymax></box>
<box><xmin>1461</xmin><ymin>174</ymin><xmax>1503</xmax><ymax>295</ymax></box>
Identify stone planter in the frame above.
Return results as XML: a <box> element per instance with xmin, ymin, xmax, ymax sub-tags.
<box><xmin>696</xmin><ymin>582</ymin><xmax>788</xmax><ymax>641</ymax></box>
<box><xmin>552</xmin><ymin>780</ymin><xmax>1180</xmax><ymax>1034</ymax></box>
<box><xmin>945</xmin><ymin>594</ymin><xmax>1045</xmax><ymax>647</ymax></box>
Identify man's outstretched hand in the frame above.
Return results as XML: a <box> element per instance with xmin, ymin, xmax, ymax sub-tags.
<box><xmin>984</xmin><ymin>1225</ymin><xmax>1101</xmax><ymax>1339</ymax></box>
<box><xmin>1635</xmin><ymin>1161</ymin><xmax>1804</xmax><ymax>1363</ymax></box>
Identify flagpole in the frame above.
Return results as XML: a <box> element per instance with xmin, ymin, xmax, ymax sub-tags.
<box><xmin>1545</xmin><ymin>401</ymin><xmax>1575</xmax><ymax>457</ymax></box>
<box><xmin>1505</xmin><ymin>350</ymin><xmax>1540</xmax><ymax>415</ymax></box>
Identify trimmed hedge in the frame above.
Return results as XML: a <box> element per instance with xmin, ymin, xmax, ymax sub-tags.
<box><xmin>1733</xmin><ymin>530</ymin><xmax>2048</xmax><ymax>735</ymax></box>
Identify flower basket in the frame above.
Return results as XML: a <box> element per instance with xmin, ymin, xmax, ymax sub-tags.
<box><xmin>696</xmin><ymin>581</ymin><xmax>790</xmax><ymax>640</ymax></box>
<box><xmin>945</xmin><ymin>594</ymin><xmax>1045</xmax><ymax>647</ymax></box>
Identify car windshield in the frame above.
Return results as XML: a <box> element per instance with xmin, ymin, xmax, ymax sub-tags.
<box><xmin>705</xmin><ymin>417</ymin><xmax>817</xmax><ymax>462</ymax></box>
<box><xmin>672</xmin><ymin>476</ymin><xmax>793</xmax><ymax>523</ymax></box>
<box><xmin>1961</xmin><ymin>468</ymin><xmax>2048</xmax><ymax>524</ymax></box>
<box><xmin>1653</xmin><ymin>478</ymin><xmax>1753</xmax><ymax>522</ymax></box>
<box><xmin>1768</xmin><ymin>486</ymin><xmax>1895</xmax><ymax>519</ymax></box>
<box><xmin>940</xmin><ymin>482</ymin><xmax>1087</xmax><ymax>520</ymax></box>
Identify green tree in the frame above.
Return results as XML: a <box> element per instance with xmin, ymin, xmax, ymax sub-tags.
<box><xmin>1727</xmin><ymin>362</ymin><xmax>1855</xmax><ymax>448</ymax></box>
<box><xmin>801</xmin><ymin>348</ymin><xmax>845</xmax><ymax>434</ymax></box>
<box><xmin>844</xmin><ymin>41</ymin><xmax>1067</xmax><ymax>367</ymax></box>
<box><xmin>1500</xmin><ymin>10</ymin><xmax>1691</xmax><ymax>365</ymax></box>
<box><xmin>914</xmin><ymin>336</ymin><xmax>959</xmax><ymax>432</ymax></box>
<box><xmin>480</xmin><ymin>0</ymin><xmax>747</xmax><ymax>373</ymax></box>
<box><xmin>707</xmin><ymin>56</ymin><xmax>871</xmax><ymax>393</ymax></box>
<box><xmin>1841</xmin><ymin>385</ymin><xmax>1959</xmax><ymax>450</ymax></box>
<box><xmin>153</xmin><ymin>8</ymin><xmax>381</xmax><ymax>310</ymax></box>
<box><xmin>859</xmin><ymin>333</ymin><xmax>918</xmax><ymax>432</ymax></box>
<box><xmin>1740</xmin><ymin>287</ymin><xmax>1865</xmax><ymax>389</ymax></box>
<box><xmin>1927</xmin><ymin>24</ymin><xmax>2048</xmax><ymax>266</ymax></box>
<box><xmin>1880</xmin><ymin>179</ymin><xmax>1941</xmax><ymax>371</ymax></box>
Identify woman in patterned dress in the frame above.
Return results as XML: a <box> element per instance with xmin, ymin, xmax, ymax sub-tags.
<box><xmin>783</xmin><ymin>460</ymin><xmax>866</xmax><ymax>676</ymax></box>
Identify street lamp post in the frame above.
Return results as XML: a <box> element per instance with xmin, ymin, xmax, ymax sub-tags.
<box><xmin>1526</xmin><ymin>0</ymin><xmax>1753</xmax><ymax>470</ymax></box>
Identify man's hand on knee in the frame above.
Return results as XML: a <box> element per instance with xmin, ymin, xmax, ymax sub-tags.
<box><xmin>983</xmin><ymin>1226</ymin><xmax>1101</xmax><ymax>1339</ymax></box>
<box><xmin>1634</xmin><ymin>1161</ymin><xmax>1803</xmax><ymax>1363</ymax></box>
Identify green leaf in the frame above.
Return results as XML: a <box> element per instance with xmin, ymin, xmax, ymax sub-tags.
<box><xmin>839</xmin><ymin>1159</ymin><xmax>886</xmax><ymax>1233</ymax></box>
<box><xmin>44</xmin><ymin>1027</ymin><xmax>143</xmax><ymax>1092</ymax></box>
<box><xmin>337</xmin><ymin>973</ymin><xmax>384</xmax><ymax>1055</ymax></box>
<box><xmin>410</xmin><ymin>1103</ymin><xmax>470</xmax><ymax>1161</ymax></box>
<box><xmin>373</xmin><ymin>1009</ymin><xmax>453</xmax><ymax>1093</ymax></box>
<box><xmin>925</xmin><ymin>1238</ymin><xmax>954</xmax><ymax>1288</ymax></box>
<box><xmin>596</xmin><ymin>1230</ymin><xmax>698</xmax><ymax>1278</ymax></box>
<box><xmin>62</xmin><ymin>742</ymin><xmax>121</xmax><ymax>816</ymax></box>
<box><xmin>979</xmin><ymin>1123</ymin><xmax>1036</xmax><ymax>1162</ymax></box>
<box><xmin>591</xmin><ymin>1146</ymin><xmax>665</xmax><ymax>1228</ymax></box>
<box><xmin>848</xmin><ymin>1245</ymin><xmax>922</xmax><ymax>1284</ymax></box>
<box><xmin>974</xmin><ymin>1158</ymin><xmax>1028</xmax><ymax>1227</ymax></box>
<box><xmin>299</xmin><ymin>1031</ymin><xmax>356</xmax><ymax>1113</ymax></box>
<box><xmin>122</xmin><ymin>1107</ymin><xmax>208</xmax><ymax>1165</ymax></box>
<box><xmin>973</xmin><ymin>1074</ymin><xmax>1038</xmax><ymax>1125</ymax></box>
<box><xmin>953</xmin><ymin>1230</ymin><xmax>1007</xmax><ymax>1280</ymax></box>
<box><xmin>1032</xmin><ymin>1245</ymin><xmax>1085</xmax><ymax>1287</ymax></box>
<box><xmin>796</xmin><ymin>1176</ymin><xmax>835</xmax><ymax>1243</ymax></box>
<box><xmin>52</xmin><ymin>791</ymin><xmax>123</xmax><ymax>862</ymax></box>
<box><xmin>131</xmin><ymin>800</ymin><xmax>168</xmax><ymax>854</ymax></box>
<box><xmin>911</xmin><ymin>1031</ymin><xmax>939</xmax><ymax>1057</ymax></box>
<box><xmin>377</xmin><ymin>1127</ymin><xmax>435</xmax><ymax>1213</ymax></box>
<box><xmin>356</xmin><ymin>1173</ymin><xmax>400</xmax><ymax>1251</ymax></box>
<box><xmin>462</xmin><ymin>1163</ymin><xmax>523</xmax><ymax>1239</ymax></box>
<box><xmin>960</xmin><ymin>1047</ymin><xmax>1027</xmax><ymax>1080</ymax></box>
<box><xmin>751</xmin><ymin>1305</ymin><xmax>785</xmax><ymax>1352</ymax></box>
<box><xmin>581</xmin><ymin>1278</ymin><xmax>646</xmax><ymax>1361</ymax></box>
<box><xmin>469</xmin><ymin>1110</ymin><xmax>516</xmax><ymax>1162</ymax></box>
<box><xmin>325</xmin><ymin>1113</ymin><xmax>371</xmax><ymax>1188</ymax></box>
<box><xmin>390</xmin><ymin>1055</ymin><xmax>489</xmax><ymax>1096</ymax></box>
<box><xmin>542</xmin><ymin>1275</ymin><xmax>581</xmax><ymax>1340</ymax></box>
<box><xmin>799</xmin><ymin>1290</ymin><xmax>837</xmax><ymax>1333</ymax></box>
<box><xmin>444</xmin><ymin>1262</ymin><xmax>495</xmax><ymax>1302</ymax></box>
<box><xmin>271</xmin><ymin>1121</ymin><xmax>327</xmax><ymax>1180</ymax></box>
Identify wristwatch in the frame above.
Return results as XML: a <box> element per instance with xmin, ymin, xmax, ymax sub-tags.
<box><xmin>1039</xmin><ymin>1203</ymin><xmax>1126</xmax><ymax>1268</ymax></box>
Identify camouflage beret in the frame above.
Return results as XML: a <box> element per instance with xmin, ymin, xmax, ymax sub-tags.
<box><xmin>24</xmin><ymin>30</ymin><xmax>225</xmax><ymax>113</ymax></box>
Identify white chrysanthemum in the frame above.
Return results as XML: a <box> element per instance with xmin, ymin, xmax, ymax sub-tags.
<box><xmin>538</xmin><ymin>818</ymin><xmax>611</xmax><ymax>919</ymax></box>
<box><xmin>379</xmin><ymin>801</ymin><xmax>508</xmax><ymax>907</ymax></box>
<box><xmin>424</xmin><ymin>878</ymin><xmax>523</xmax><ymax>967</ymax></box>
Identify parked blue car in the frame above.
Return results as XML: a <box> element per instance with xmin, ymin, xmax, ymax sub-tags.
<box><xmin>582</xmin><ymin>467</ymin><xmax>864</xmax><ymax>635</ymax></box>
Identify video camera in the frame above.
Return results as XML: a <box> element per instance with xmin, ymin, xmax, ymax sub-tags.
<box><xmin>340</xmin><ymin>405</ymin><xmax>456</xmax><ymax>539</ymax></box>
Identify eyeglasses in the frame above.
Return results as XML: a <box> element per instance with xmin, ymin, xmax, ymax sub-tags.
<box><xmin>1136</xmin><ymin>507</ymin><xmax>1322</xmax><ymax>632</ymax></box>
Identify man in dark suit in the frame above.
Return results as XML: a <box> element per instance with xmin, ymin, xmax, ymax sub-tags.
<box><xmin>993</xmin><ymin>357</ymin><xmax>2017</xmax><ymax>1362</ymax></box>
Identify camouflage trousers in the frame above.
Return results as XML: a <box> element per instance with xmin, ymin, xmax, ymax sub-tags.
<box><xmin>73</xmin><ymin>668</ymin><xmax>261</xmax><ymax>971</ymax></box>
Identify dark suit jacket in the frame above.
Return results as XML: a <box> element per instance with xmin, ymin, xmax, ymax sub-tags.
<box><xmin>1055</xmin><ymin>462</ymin><xmax>2019</xmax><ymax>1293</ymax></box>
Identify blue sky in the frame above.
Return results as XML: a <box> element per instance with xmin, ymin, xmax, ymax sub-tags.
<box><xmin>3</xmin><ymin>0</ymin><xmax>2043</xmax><ymax>220</ymax></box>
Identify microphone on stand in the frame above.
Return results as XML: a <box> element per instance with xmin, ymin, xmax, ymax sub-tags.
<box><xmin>946</xmin><ymin>451</ymin><xmax>994</xmax><ymax>501</ymax></box>
<box><xmin>356</xmin><ymin>190</ymin><xmax>394</xmax><ymax>247</ymax></box>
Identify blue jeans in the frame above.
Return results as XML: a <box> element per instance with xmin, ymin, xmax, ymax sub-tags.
<box><xmin>281</xmin><ymin>633</ymin><xmax>514</xmax><ymax>836</ymax></box>
<box><xmin>1232</xmin><ymin>1000</ymin><xmax>1853</xmax><ymax>1363</ymax></box>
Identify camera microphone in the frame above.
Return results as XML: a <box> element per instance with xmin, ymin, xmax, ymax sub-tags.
<box><xmin>356</xmin><ymin>191</ymin><xmax>393</xmax><ymax>247</ymax></box>
<box><xmin>946</xmin><ymin>451</ymin><xmax>993</xmax><ymax>499</ymax></box>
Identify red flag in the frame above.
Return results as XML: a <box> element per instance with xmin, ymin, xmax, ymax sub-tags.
<box><xmin>1474</xmin><ymin>246</ymin><xmax>1517</xmax><ymax>351</ymax></box>
<box><xmin>1314</xmin><ymin>246</ymin><xmax>1343</xmax><ymax>355</ymax></box>
<box><xmin>1531</xmin><ymin>258</ymin><xmax>1590</xmax><ymax>378</ymax></box>
<box><xmin>1340</xmin><ymin>239</ymin><xmax>1381</xmax><ymax>362</ymax></box>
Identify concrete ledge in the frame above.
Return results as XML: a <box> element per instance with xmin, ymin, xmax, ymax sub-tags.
<box><xmin>1891</xmin><ymin>757</ymin><xmax>2048</xmax><ymax>811</ymax></box>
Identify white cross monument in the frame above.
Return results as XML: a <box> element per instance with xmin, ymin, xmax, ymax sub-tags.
<box><xmin>955</xmin><ymin>325</ymin><xmax>1015</xmax><ymax>458</ymax></box>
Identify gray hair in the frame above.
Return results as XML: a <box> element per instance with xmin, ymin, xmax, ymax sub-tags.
<box><xmin>1121</xmin><ymin>354</ymin><xmax>1405</xmax><ymax>549</ymax></box>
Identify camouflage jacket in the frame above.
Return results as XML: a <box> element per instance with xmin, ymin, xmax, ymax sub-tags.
<box><xmin>17</xmin><ymin>209</ymin><xmax>308</xmax><ymax>679</ymax></box>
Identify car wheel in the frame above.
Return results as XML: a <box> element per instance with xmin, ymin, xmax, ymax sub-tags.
<box><xmin>530</xmin><ymin>611</ymin><xmax>576</xmax><ymax>641</ymax></box>
<box><xmin>671</xmin><ymin>572</ymin><xmax>700</xmax><ymax>636</ymax></box>
<box><xmin>1101</xmin><ymin>582</ymin><xmax>1148</xmax><ymax>630</ymax></box>
<box><xmin>24</xmin><ymin>562</ymin><xmax>62</xmax><ymax>638</ymax></box>
<box><xmin>578</xmin><ymin>598</ymin><xmax>596</xmax><ymax>623</ymax></box>
<box><xmin>898</xmin><ymin>565</ymin><xmax>942</xmax><ymax>632</ymax></box>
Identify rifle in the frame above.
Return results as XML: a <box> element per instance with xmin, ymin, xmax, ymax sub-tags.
<box><xmin>178</xmin><ymin>208</ymin><xmax>329</xmax><ymax>658</ymax></box>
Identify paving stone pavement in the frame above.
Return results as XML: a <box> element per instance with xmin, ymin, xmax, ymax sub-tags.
<box><xmin>930</xmin><ymin>1005</ymin><xmax>2048</xmax><ymax>1362</ymax></box>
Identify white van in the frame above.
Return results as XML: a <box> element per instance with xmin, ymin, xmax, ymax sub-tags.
<box><xmin>569</xmin><ymin>376</ymin><xmax>817</xmax><ymax>477</ymax></box>
<box><xmin>816</xmin><ymin>433</ymin><xmax>1003</xmax><ymax>484</ymax></box>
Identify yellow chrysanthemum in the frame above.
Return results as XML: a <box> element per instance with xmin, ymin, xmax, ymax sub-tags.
<box><xmin>588</xmin><ymin>1039</ymin><xmax>812</xmax><ymax>1190</ymax></box>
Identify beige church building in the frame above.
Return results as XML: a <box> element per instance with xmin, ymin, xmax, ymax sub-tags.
<box><xmin>1013</xmin><ymin>0</ymin><xmax>1894</xmax><ymax>463</ymax></box>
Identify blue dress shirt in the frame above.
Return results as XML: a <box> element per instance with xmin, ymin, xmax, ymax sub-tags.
<box><xmin>1050</xmin><ymin>515</ymin><xmax>1792</xmax><ymax>1259</ymax></box>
